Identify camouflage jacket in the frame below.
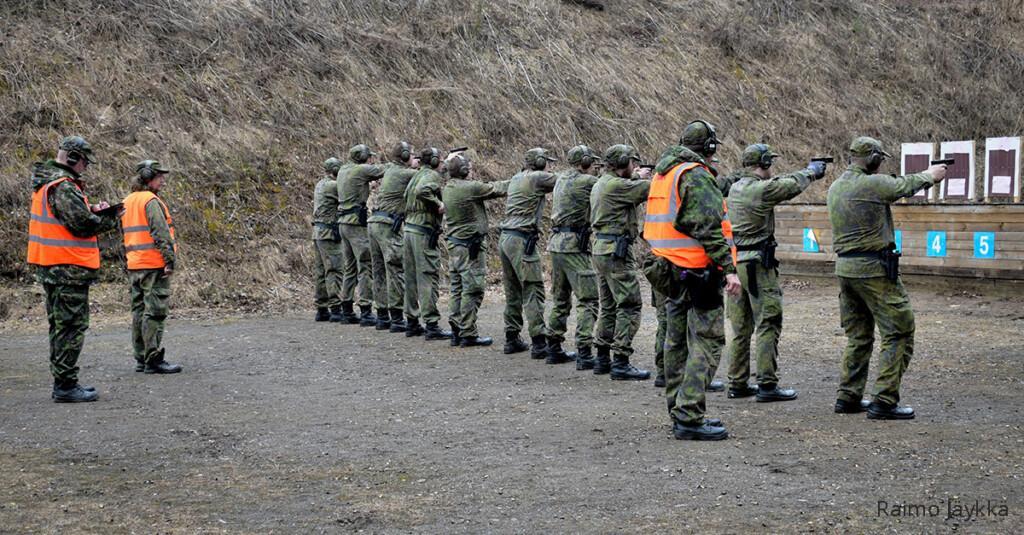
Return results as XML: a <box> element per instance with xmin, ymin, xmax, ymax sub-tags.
<box><xmin>311</xmin><ymin>174</ymin><xmax>339</xmax><ymax>240</ymax></box>
<box><xmin>827</xmin><ymin>164</ymin><xmax>933</xmax><ymax>278</ymax></box>
<box><xmin>726</xmin><ymin>168</ymin><xmax>813</xmax><ymax>263</ymax></box>
<box><xmin>31</xmin><ymin>160</ymin><xmax>120</xmax><ymax>285</ymax></box>
<box><xmin>404</xmin><ymin>167</ymin><xmax>444</xmax><ymax>230</ymax></box>
<box><xmin>141</xmin><ymin>195</ymin><xmax>176</xmax><ymax>269</ymax></box>
<box><xmin>548</xmin><ymin>169</ymin><xmax>598</xmax><ymax>253</ymax></box>
<box><xmin>499</xmin><ymin>170</ymin><xmax>557</xmax><ymax>233</ymax></box>
<box><xmin>337</xmin><ymin>163</ymin><xmax>385</xmax><ymax>225</ymax></box>
<box><xmin>442</xmin><ymin>179</ymin><xmax>509</xmax><ymax>241</ymax></box>
<box><xmin>368</xmin><ymin>163</ymin><xmax>417</xmax><ymax>224</ymax></box>
<box><xmin>590</xmin><ymin>172</ymin><xmax>651</xmax><ymax>256</ymax></box>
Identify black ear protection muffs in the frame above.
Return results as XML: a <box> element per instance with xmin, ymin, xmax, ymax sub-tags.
<box><xmin>66</xmin><ymin>151</ymin><xmax>82</xmax><ymax>166</ymax></box>
<box><xmin>423</xmin><ymin>148</ymin><xmax>440</xmax><ymax>168</ymax></box>
<box><xmin>579</xmin><ymin>146</ymin><xmax>595</xmax><ymax>168</ymax></box>
<box><xmin>694</xmin><ymin>119</ymin><xmax>719</xmax><ymax>155</ymax></box>
<box><xmin>399</xmin><ymin>142</ymin><xmax>411</xmax><ymax>162</ymax></box>
<box><xmin>139</xmin><ymin>161</ymin><xmax>156</xmax><ymax>181</ymax></box>
<box><xmin>529</xmin><ymin>152</ymin><xmax>548</xmax><ymax>171</ymax></box>
<box><xmin>755</xmin><ymin>145</ymin><xmax>774</xmax><ymax>169</ymax></box>
<box><xmin>866</xmin><ymin>150</ymin><xmax>884</xmax><ymax>170</ymax></box>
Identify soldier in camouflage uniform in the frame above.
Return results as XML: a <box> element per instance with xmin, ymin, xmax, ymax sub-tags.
<box><xmin>402</xmin><ymin>147</ymin><xmax>452</xmax><ymax>340</ymax></box>
<box><xmin>312</xmin><ymin>157</ymin><xmax>345</xmax><ymax>322</ymax></box>
<box><xmin>652</xmin><ymin>288</ymin><xmax>667</xmax><ymax>387</ymax></box>
<box><xmin>337</xmin><ymin>144</ymin><xmax>385</xmax><ymax>325</ymax></box>
<box><xmin>725</xmin><ymin>144</ymin><xmax>825</xmax><ymax>402</ymax></box>
<box><xmin>648</xmin><ymin>121</ymin><xmax>741</xmax><ymax>440</ymax></box>
<box><xmin>368</xmin><ymin>142</ymin><xmax>419</xmax><ymax>332</ymax></box>
<box><xmin>828</xmin><ymin>137</ymin><xmax>946</xmax><ymax>420</ymax></box>
<box><xmin>27</xmin><ymin>136</ymin><xmax>121</xmax><ymax>402</ymax></box>
<box><xmin>124</xmin><ymin>160</ymin><xmax>183</xmax><ymax>375</ymax></box>
<box><xmin>498</xmin><ymin>148</ymin><xmax>558</xmax><ymax>357</ymax></box>
<box><xmin>442</xmin><ymin>153</ymin><xmax>509</xmax><ymax>347</ymax></box>
<box><xmin>589</xmin><ymin>144</ymin><xmax>653</xmax><ymax>381</ymax></box>
<box><xmin>545</xmin><ymin>145</ymin><xmax>601</xmax><ymax>367</ymax></box>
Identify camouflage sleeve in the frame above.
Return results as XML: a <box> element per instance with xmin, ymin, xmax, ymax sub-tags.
<box><xmin>368</xmin><ymin>164</ymin><xmax>386</xmax><ymax>182</ymax></box>
<box><xmin>760</xmin><ymin>169</ymin><xmax>813</xmax><ymax>205</ymax></box>
<box><xmin>533</xmin><ymin>171</ymin><xmax>558</xmax><ymax>192</ymax></box>
<box><xmin>50</xmin><ymin>182</ymin><xmax>119</xmax><ymax>238</ymax></box>
<box><xmin>625</xmin><ymin>178</ymin><xmax>652</xmax><ymax>205</ymax></box>
<box><xmin>880</xmin><ymin>172</ymin><xmax>934</xmax><ymax>202</ymax></box>
<box><xmin>145</xmin><ymin>199</ymin><xmax>176</xmax><ymax>268</ymax></box>
<box><xmin>476</xmin><ymin>180</ymin><xmax>509</xmax><ymax>200</ymax></box>
<box><xmin>675</xmin><ymin>168</ymin><xmax>736</xmax><ymax>274</ymax></box>
<box><xmin>716</xmin><ymin>172</ymin><xmax>742</xmax><ymax>197</ymax></box>
<box><xmin>416</xmin><ymin>175</ymin><xmax>444</xmax><ymax>209</ymax></box>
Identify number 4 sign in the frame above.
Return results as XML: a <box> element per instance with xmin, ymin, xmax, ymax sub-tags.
<box><xmin>926</xmin><ymin>231</ymin><xmax>947</xmax><ymax>257</ymax></box>
<box><xmin>803</xmin><ymin>228</ymin><xmax>820</xmax><ymax>252</ymax></box>
<box><xmin>974</xmin><ymin>232</ymin><xmax>996</xmax><ymax>259</ymax></box>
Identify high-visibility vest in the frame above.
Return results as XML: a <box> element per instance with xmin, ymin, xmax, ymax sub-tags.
<box><xmin>122</xmin><ymin>191</ymin><xmax>176</xmax><ymax>270</ymax></box>
<box><xmin>26</xmin><ymin>177</ymin><xmax>101</xmax><ymax>269</ymax></box>
<box><xmin>643</xmin><ymin>162</ymin><xmax>736</xmax><ymax>269</ymax></box>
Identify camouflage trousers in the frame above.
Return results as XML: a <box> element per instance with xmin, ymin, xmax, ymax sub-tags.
<box><xmin>448</xmin><ymin>242</ymin><xmax>487</xmax><ymax>337</ymax></box>
<box><xmin>592</xmin><ymin>253</ymin><xmax>643</xmax><ymax>357</ymax></box>
<box><xmin>43</xmin><ymin>283</ymin><xmax>90</xmax><ymax>383</ymax></box>
<box><xmin>837</xmin><ymin>276</ymin><xmax>915</xmax><ymax>406</ymax></box>
<box><xmin>369</xmin><ymin>222</ymin><xmax>403</xmax><ymax>310</ymax></box>
<box><xmin>664</xmin><ymin>293</ymin><xmax>725</xmax><ymax>426</ymax></box>
<box><xmin>339</xmin><ymin>224</ymin><xmax>373</xmax><ymax>307</ymax></box>
<box><xmin>313</xmin><ymin>238</ymin><xmax>344</xmax><ymax>309</ymax></box>
<box><xmin>403</xmin><ymin>229</ymin><xmax>442</xmax><ymax>325</ymax></box>
<box><xmin>498</xmin><ymin>232</ymin><xmax>547</xmax><ymax>338</ymax></box>
<box><xmin>131</xmin><ymin>269</ymin><xmax>171</xmax><ymax>365</ymax></box>
<box><xmin>546</xmin><ymin>251</ymin><xmax>598</xmax><ymax>349</ymax></box>
<box><xmin>653</xmin><ymin>289</ymin><xmax>667</xmax><ymax>376</ymax></box>
<box><xmin>727</xmin><ymin>262</ymin><xmax>782</xmax><ymax>388</ymax></box>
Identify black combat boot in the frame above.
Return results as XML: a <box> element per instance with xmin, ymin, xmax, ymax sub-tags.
<box><xmin>673</xmin><ymin>420</ymin><xmax>728</xmax><ymax>441</ymax></box>
<box><xmin>315</xmin><ymin>307</ymin><xmax>330</xmax><ymax>322</ymax></box>
<box><xmin>575</xmin><ymin>345</ymin><xmax>595</xmax><ymax>371</ymax></box>
<box><xmin>611</xmin><ymin>356</ymin><xmax>651</xmax><ymax>381</ymax></box>
<box><xmin>388</xmin><ymin>309</ymin><xmax>407</xmax><ymax>333</ymax></box>
<box><xmin>755</xmin><ymin>384</ymin><xmax>798</xmax><ymax>403</ymax></box>
<box><xmin>654</xmin><ymin>373</ymin><xmax>666</xmax><ymax>388</ymax></box>
<box><xmin>52</xmin><ymin>379</ymin><xmax>96</xmax><ymax>398</ymax></box>
<box><xmin>866</xmin><ymin>400</ymin><xmax>915</xmax><ymax>420</ymax></box>
<box><xmin>358</xmin><ymin>305</ymin><xmax>377</xmax><ymax>327</ymax></box>
<box><xmin>545</xmin><ymin>337</ymin><xmax>575</xmax><ymax>365</ymax></box>
<box><xmin>405</xmin><ymin>318</ymin><xmax>425</xmax><ymax>337</ymax></box>
<box><xmin>728</xmin><ymin>383</ymin><xmax>758</xmax><ymax>399</ymax></box>
<box><xmin>143</xmin><ymin>350</ymin><xmax>182</xmax><ymax>374</ymax></box>
<box><xmin>424</xmin><ymin>323</ymin><xmax>452</xmax><ymax>341</ymax></box>
<box><xmin>135</xmin><ymin>361</ymin><xmax>145</xmax><ymax>372</ymax></box>
<box><xmin>461</xmin><ymin>335</ymin><xmax>493</xmax><ymax>347</ymax></box>
<box><xmin>340</xmin><ymin>302</ymin><xmax>359</xmax><ymax>324</ymax></box>
<box><xmin>834</xmin><ymin>398</ymin><xmax>871</xmax><ymax>414</ymax></box>
<box><xmin>592</xmin><ymin>346</ymin><xmax>611</xmax><ymax>375</ymax></box>
<box><xmin>449</xmin><ymin>322</ymin><xmax>462</xmax><ymax>347</ymax></box>
<box><xmin>503</xmin><ymin>331</ymin><xmax>529</xmax><ymax>354</ymax></box>
<box><xmin>375</xmin><ymin>308</ymin><xmax>391</xmax><ymax>330</ymax></box>
<box><xmin>328</xmin><ymin>305</ymin><xmax>344</xmax><ymax>323</ymax></box>
<box><xmin>52</xmin><ymin>380</ymin><xmax>99</xmax><ymax>403</ymax></box>
<box><xmin>707</xmin><ymin>379</ymin><xmax>725</xmax><ymax>392</ymax></box>
<box><xmin>529</xmin><ymin>335</ymin><xmax>548</xmax><ymax>360</ymax></box>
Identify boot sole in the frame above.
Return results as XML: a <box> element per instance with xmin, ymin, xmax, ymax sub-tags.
<box><xmin>866</xmin><ymin>411</ymin><xmax>915</xmax><ymax>420</ymax></box>
<box><xmin>53</xmin><ymin>395</ymin><xmax>98</xmax><ymax>403</ymax></box>
<box><xmin>375</xmin><ymin>325</ymin><xmax>391</xmax><ymax>331</ymax></box>
<box><xmin>728</xmin><ymin>390</ymin><xmax>758</xmax><ymax>399</ymax></box>
<box><xmin>674</xmin><ymin>430</ymin><xmax>728</xmax><ymax>441</ymax></box>
<box><xmin>756</xmin><ymin>395</ymin><xmax>798</xmax><ymax>403</ymax></box>
<box><xmin>611</xmin><ymin>375</ymin><xmax>651</xmax><ymax>381</ymax></box>
<box><xmin>144</xmin><ymin>369</ymin><xmax>183</xmax><ymax>374</ymax></box>
<box><xmin>461</xmin><ymin>342</ymin><xmax>494</xmax><ymax>347</ymax></box>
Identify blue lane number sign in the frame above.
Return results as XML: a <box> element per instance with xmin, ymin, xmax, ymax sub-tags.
<box><xmin>974</xmin><ymin>232</ymin><xmax>995</xmax><ymax>259</ymax></box>
<box><xmin>803</xmin><ymin>228</ymin><xmax>820</xmax><ymax>252</ymax></box>
<box><xmin>926</xmin><ymin>231</ymin><xmax>947</xmax><ymax>257</ymax></box>
<box><xmin>894</xmin><ymin>230</ymin><xmax>903</xmax><ymax>254</ymax></box>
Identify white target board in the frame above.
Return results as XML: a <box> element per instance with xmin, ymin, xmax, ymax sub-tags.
<box><xmin>901</xmin><ymin>142</ymin><xmax>935</xmax><ymax>201</ymax></box>
<box><xmin>939</xmin><ymin>140</ymin><xmax>975</xmax><ymax>201</ymax></box>
<box><xmin>984</xmin><ymin>137</ymin><xmax>1020</xmax><ymax>201</ymax></box>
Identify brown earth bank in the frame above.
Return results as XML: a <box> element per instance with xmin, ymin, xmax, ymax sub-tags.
<box><xmin>1</xmin><ymin>276</ymin><xmax>1022</xmax><ymax>533</ymax></box>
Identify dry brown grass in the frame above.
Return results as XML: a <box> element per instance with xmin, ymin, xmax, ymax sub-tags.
<box><xmin>1</xmin><ymin>0</ymin><xmax>1022</xmax><ymax>309</ymax></box>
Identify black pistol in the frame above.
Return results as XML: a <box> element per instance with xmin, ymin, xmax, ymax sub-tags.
<box><xmin>931</xmin><ymin>158</ymin><xmax>955</xmax><ymax>165</ymax></box>
<box><xmin>449</xmin><ymin>146</ymin><xmax>469</xmax><ymax>154</ymax></box>
<box><xmin>811</xmin><ymin>157</ymin><xmax>834</xmax><ymax>163</ymax></box>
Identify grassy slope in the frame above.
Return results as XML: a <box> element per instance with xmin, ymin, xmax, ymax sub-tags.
<box><xmin>1</xmin><ymin>0</ymin><xmax>1022</xmax><ymax>309</ymax></box>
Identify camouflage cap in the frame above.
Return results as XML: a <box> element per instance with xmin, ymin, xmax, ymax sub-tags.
<box><xmin>849</xmin><ymin>136</ymin><xmax>892</xmax><ymax>158</ymax></box>
<box><xmin>680</xmin><ymin>120</ymin><xmax>718</xmax><ymax>148</ymax></box>
<box><xmin>566</xmin><ymin>145</ymin><xmax>599</xmax><ymax>166</ymax></box>
<box><xmin>741</xmin><ymin>143</ymin><xmax>780</xmax><ymax>167</ymax></box>
<box><xmin>323</xmin><ymin>157</ymin><xmax>343</xmax><ymax>174</ymax></box>
<box><xmin>603</xmin><ymin>144</ymin><xmax>642</xmax><ymax>168</ymax></box>
<box><xmin>59</xmin><ymin>135</ymin><xmax>96</xmax><ymax>163</ymax></box>
<box><xmin>136</xmin><ymin>159</ymin><xmax>170</xmax><ymax>176</ymax></box>
<box><xmin>447</xmin><ymin>153</ymin><xmax>471</xmax><ymax>178</ymax></box>
<box><xmin>349</xmin><ymin>143</ymin><xmax>376</xmax><ymax>163</ymax></box>
<box><xmin>525</xmin><ymin>147</ymin><xmax>557</xmax><ymax>164</ymax></box>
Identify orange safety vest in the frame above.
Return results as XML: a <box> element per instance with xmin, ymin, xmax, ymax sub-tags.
<box><xmin>122</xmin><ymin>191</ymin><xmax>177</xmax><ymax>270</ymax></box>
<box><xmin>643</xmin><ymin>162</ymin><xmax>736</xmax><ymax>269</ymax></box>
<box><xmin>26</xmin><ymin>177</ymin><xmax>101</xmax><ymax>269</ymax></box>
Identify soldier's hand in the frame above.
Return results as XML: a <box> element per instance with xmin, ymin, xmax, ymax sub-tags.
<box><xmin>437</xmin><ymin>202</ymin><xmax>446</xmax><ymax>215</ymax></box>
<box><xmin>806</xmin><ymin>161</ymin><xmax>827</xmax><ymax>180</ymax></box>
<box><xmin>91</xmin><ymin>201</ymin><xmax>110</xmax><ymax>212</ymax></box>
<box><xmin>724</xmin><ymin>273</ymin><xmax>742</xmax><ymax>297</ymax></box>
<box><xmin>635</xmin><ymin>167</ymin><xmax>653</xmax><ymax>180</ymax></box>
<box><xmin>926</xmin><ymin>163</ymin><xmax>948</xmax><ymax>183</ymax></box>
<box><xmin>163</xmin><ymin>266</ymin><xmax>174</xmax><ymax>277</ymax></box>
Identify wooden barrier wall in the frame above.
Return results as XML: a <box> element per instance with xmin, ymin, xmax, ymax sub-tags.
<box><xmin>774</xmin><ymin>203</ymin><xmax>1024</xmax><ymax>279</ymax></box>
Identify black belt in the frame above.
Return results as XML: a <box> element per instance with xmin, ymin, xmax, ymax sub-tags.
<box><xmin>552</xmin><ymin>225</ymin><xmax>587</xmax><ymax>233</ymax></box>
<box><xmin>338</xmin><ymin>205</ymin><xmax>364</xmax><ymax>216</ymax></box>
<box><xmin>372</xmin><ymin>210</ymin><xmax>400</xmax><ymax>221</ymax></box>
<box><xmin>595</xmin><ymin>232</ymin><xmax>624</xmax><ymax>240</ymax></box>
<box><xmin>837</xmin><ymin>250</ymin><xmax>886</xmax><ymax>258</ymax></box>
<box><xmin>448</xmin><ymin>235</ymin><xmax>482</xmax><ymax>246</ymax></box>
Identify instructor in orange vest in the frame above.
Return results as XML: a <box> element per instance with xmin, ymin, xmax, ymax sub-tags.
<box><xmin>643</xmin><ymin>120</ymin><xmax>740</xmax><ymax>441</ymax></box>
<box><xmin>27</xmin><ymin>136</ymin><xmax>122</xmax><ymax>402</ymax></box>
<box><xmin>122</xmin><ymin>160</ymin><xmax>182</xmax><ymax>374</ymax></box>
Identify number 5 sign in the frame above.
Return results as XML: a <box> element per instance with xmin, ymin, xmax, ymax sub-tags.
<box><xmin>974</xmin><ymin>232</ymin><xmax>996</xmax><ymax>259</ymax></box>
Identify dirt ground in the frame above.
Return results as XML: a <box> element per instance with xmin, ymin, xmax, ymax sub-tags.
<box><xmin>1</xmin><ymin>276</ymin><xmax>1021</xmax><ymax>534</ymax></box>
